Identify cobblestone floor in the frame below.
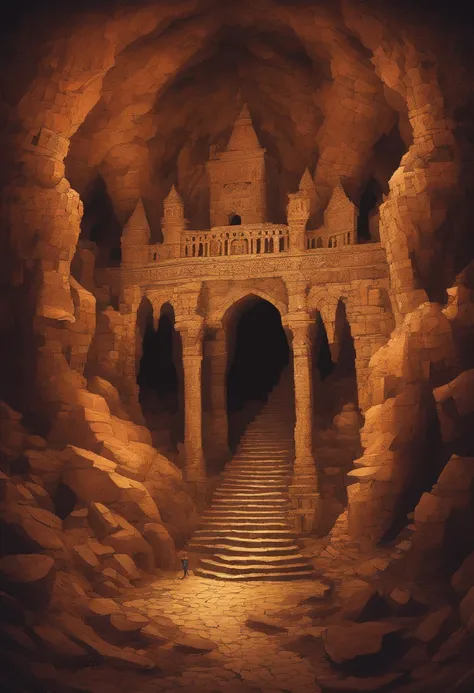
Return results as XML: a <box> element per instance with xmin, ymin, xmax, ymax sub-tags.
<box><xmin>118</xmin><ymin>573</ymin><xmax>327</xmax><ymax>693</ymax></box>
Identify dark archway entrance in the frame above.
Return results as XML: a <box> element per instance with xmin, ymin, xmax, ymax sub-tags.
<box><xmin>226</xmin><ymin>297</ymin><xmax>290</xmax><ymax>450</ymax></box>
<box><xmin>229</xmin><ymin>214</ymin><xmax>242</xmax><ymax>226</ymax></box>
<box><xmin>137</xmin><ymin>301</ymin><xmax>183</xmax><ymax>456</ymax></box>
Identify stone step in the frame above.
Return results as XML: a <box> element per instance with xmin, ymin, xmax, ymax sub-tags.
<box><xmin>220</xmin><ymin>474</ymin><xmax>288</xmax><ymax>480</ymax></box>
<box><xmin>213</xmin><ymin>491</ymin><xmax>288</xmax><ymax>498</ymax></box>
<box><xmin>237</xmin><ymin>441</ymin><xmax>293</xmax><ymax>447</ymax></box>
<box><xmin>193</xmin><ymin>568</ymin><xmax>315</xmax><ymax>581</ymax></box>
<box><xmin>212</xmin><ymin>552</ymin><xmax>305</xmax><ymax>566</ymax></box>
<box><xmin>199</xmin><ymin>516</ymin><xmax>290</xmax><ymax>525</ymax></box>
<box><xmin>223</xmin><ymin>464</ymin><xmax>291</xmax><ymax>471</ymax></box>
<box><xmin>190</xmin><ymin>534</ymin><xmax>296</xmax><ymax>547</ymax></box>
<box><xmin>246</xmin><ymin>425</ymin><xmax>293</xmax><ymax>430</ymax></box>
<box><xmin>236</xmin><ymin>450</ymin><xmax>293</xmax><ymax>455</ymax></box>
<box><xmin>198</xmin><ymin>520</ymin><xmax>290</xmax><ymax>528</ymax></box>
<box><xmin>200</xmin><ymin>509</ymin><xmax>289</xmax><ymax>517</ymax></box>
<box><xmin>236</xmin><ymin>449</ymin><xmax>293</xmax><ymax>456</ymax></box>
<box><xmin>218</xmin><ymin>487</ymin><xmax>288</xmax><ymax>496</ymax></box>
<box><xmin>228</xmin><ymin>459</ymin><xmax>292</xmax><ymax>465</ymax></box>
<box><xmin>220</xmin><ymin>471</ymin><xmax>290</xmax><ymax>479</ymax></box>
<box><xmin>241</xmin><ymin>432</ymin><xmax>294</xmax><ymax>437</ymax></box>
<box><xmin>218</xmin><ymin>484</ymin><xmax>288</xmax><ymax>493</ymax></box>
<box><xmin>193</xmin><ymin>528</ymin><xmax>294</xmax><ymax>539</ymax></box>
<box><xmin>198</xmin><ymin>558</ymin><xmax>312</xmax><ymax>575</ymax></box>
<box><xmin>212</xmin><ymin>500</ymin><xmax>290</xmax><ymax>508</ymax></box>
<box><xmin>195</xmin><ymin>521</ymin><xmax>291</xmax><ymax>531</ymax></box>
<box><xmin>213</xmin><ymin>490</ymin><xmax>287</xmax><ymax>498</ymax></box>
<box><xmin>188</xmin><ymin>542</ymin><xmax>300</xmax><ymax>556</ymax></box>
<box><xmin>231</xmin><ymin>457</ymin><xmax>293</xmax><ymax>464</ymax></box>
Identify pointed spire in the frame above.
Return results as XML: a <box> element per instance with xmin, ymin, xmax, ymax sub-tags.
<box><xmin>329</xmin><ymin>181</ymin><xmax>350</xmax><ymax>207</ymax></box>
<box><xmin>123</xmin><ymin>198</ymin><xmax>150</xmax><ymax>244</ymax></box>
<box><xmin>164</xmin><ymin>184</ymin><xmax>183</xmax><ymax>205</ymax></box>
<box><xmin>299</xmin><ymin>167</ymin><xmax>315</xmax><ymax>193</ymax></box>
<box><xmin>226</xmin><ymin>103</ymin><xmax>261</xmax><ymax>152</ymax></box>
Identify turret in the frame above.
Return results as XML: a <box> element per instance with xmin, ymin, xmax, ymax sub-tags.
<box><xmin>287</xmin><ymin>189</ymin><xmax>310</xmax><ymax>253</ymax></box>
<box><xmin>121</xmin><ymin>198</ymin><xmax>151</xmax><ymax>267</ymax></box>
<box><xmin>324</xmin><ymin>183</ymin><xmax>358</xmax><ymax>245</ymax></box>
<box><xmin>162</xmin><ymin>185</ymin><xmax>185</xmax><ymax>258</ymax></box>
<box><xmin>206</xmin><ymin>103</ymin><xmax>267</xmax><ymax>226</ymax></box>
<box><xmin>298</xmin><ymin>167</ymin><xmax>317</xmax><ymax>218</ymax></box>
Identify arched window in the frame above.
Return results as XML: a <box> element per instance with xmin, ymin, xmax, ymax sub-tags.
<box><xmin>316</xmin><ymin>237</ymin><xmax>323</xmax><ymax>248</ymax></box>
<box><xmin>229</xmin><ymin>214</ymin><xmax>242</xmax><ymax>226</ymax></box>
<box><xmin>328</xmin><ymin>238</ymin><xmax>333</xmax><ymax>248</ymax></box>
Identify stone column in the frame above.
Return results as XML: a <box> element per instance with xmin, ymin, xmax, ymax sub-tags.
<box><xmin>203</xmin><ymin>327</ymin><xmax>231</xmax><ymax>466</ymax></box>
<box><xmin>174</xmin><ymin>318</ymin><xmax>206</xmax><ymax>499</ymax></box>
<box><xmin>286</xmin><ymin>315</ymin><xmax>320</xmax><ymax>533</ymax></box>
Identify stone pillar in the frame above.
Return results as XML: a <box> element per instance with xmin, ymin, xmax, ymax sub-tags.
<box><xmin>203</xmin><ymin>327</ymin><xmax>231</xmax><ymax>466</ymax></box>
<box><xmin>286</xmin><ymin>315</ymin><xmax>320</xmax><ymax>533</ymax></box>
<box><xmin>175</xmin><ymin>318</ymin><xmax>206</xmax><ymax>500</ymax></box>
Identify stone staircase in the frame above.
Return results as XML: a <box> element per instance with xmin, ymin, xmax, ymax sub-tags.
<box><xmin>189</xmin><ymin>370</ymin><xmax>316</xmax><ymax>580</ymax></box>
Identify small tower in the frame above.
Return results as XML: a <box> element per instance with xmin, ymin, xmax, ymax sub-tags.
<box><xmin>206</xmin><ymin>103</ymin><xmax>267</xmax><ymax>226</ymax></box>
<box><xmin>162</xmin><ymin>185</ymin><xmax>185</xmax><ymax>258</ymax></box>
<box><xmin>324</xmin><ymin>183</ymin><xmax>358</xmax><ymax>245</ymax></box>
<box><xmin>287</xmin><ymin>189</ymin><xmax>311</xmax><ymax>253</ymax></box>
<box><xmin>298</xmin><ymin>167</ymin><xmax>317</xmax><ymax>218</ymax></box>
<box><xmin>121</xmin><ymin>198</ymin><xmax>151</xmax><ymax>267</ymax></box>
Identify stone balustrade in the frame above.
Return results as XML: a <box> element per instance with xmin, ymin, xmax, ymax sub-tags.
<box><xmin>180</xmin><ymin>223</ymin><xmax>290</xmax><ymax>258</ymax></box>
<box><xmin>306</xmin><ymin>228</ymin><xmax>354</xmax><ymax>250</ymax></box>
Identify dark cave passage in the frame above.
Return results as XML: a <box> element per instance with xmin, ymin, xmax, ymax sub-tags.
<box><xmin>226</xmin><ymin>298</ymin><xmax>290</xmax><ymax>448</ymax></box>
<box><xmin>137</xmin><ymin>302</ymin><xmax>183</xmax><ymax>453</ymax></box>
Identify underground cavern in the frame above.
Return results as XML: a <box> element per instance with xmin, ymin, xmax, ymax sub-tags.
<box><xmin>1</xmin><ymin>0</ymin><xmax>474</xmax><ymax>691</ymax></box>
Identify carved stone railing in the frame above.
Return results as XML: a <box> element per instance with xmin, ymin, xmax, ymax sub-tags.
<box><xmin>306</xmin><ymin>228</ymin><xmax>355</xmax><ymax>250</ymax></box>
<box><xmin>182</xmin><ymin>223</ymin><xmax>290</xmax><ymax>258</ymax></box>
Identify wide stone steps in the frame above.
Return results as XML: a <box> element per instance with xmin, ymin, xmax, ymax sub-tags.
<box><xmin>218</xmin><ymin>484</ymin><xmax>288</xmax><ymax>493</ymax></box>
<box><xmin>221</xmin><ymin>474</ymin><xmax>290</xmax><ymax>482</ymax></box>
<box><xmin>189</xmin><ymin>370</ymin><xmax>314</xmax><ymax>580</ymax></box>
<box><xmin>211</xmin><ymin>501</ymin><xmax>290</xmax><ymax>510</ymax></box>
<box><xmin>190</xmin><ymin>534</ymin><xmax>296</xmax><ymax>547</ymax></box>
<box><xmin>202</xmin><ymin>507</ymin><xmax>288</xmax><ymax>515</ymax></box>
<box><xmin>193</xmin><ymin>529</ymin><xmax>295</xmax><ymax>540</ymax></box>
<box><xmin>193</xmin><ymin>568</ymin><xmax>315</xmax><ymax>581</ymax></box>
<box><xmin>213</xmin><ymin>489</ymin><xmax>287</xmax><ymax>498</ymax></box>
<box><xmin>188</xmin><ymin>542</ymin><xmax>300</xmax><ymax>556</ymax></box>
<box><xmin>195</xmin><ymin>522</ymin><xmax>292</xmax><ymax>532</ymax></box>
<box><xmin>198</xmin><ymin>516</ymin><xmax>290</xmax><ymax>525</ymax></box>
<box><xmin>196</xmin><ymin>558</ymin><xmax>312</xmax><ymax>576</ymax></box>
<box><xmin>230</xmin><ymin>460</ymin><xmax>292</xmax><ymax>467</ymax></box>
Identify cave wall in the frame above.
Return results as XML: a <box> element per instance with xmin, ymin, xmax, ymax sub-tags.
<box><xmin>0</xmin><ymin>6</ymin><xmax>474</xmax><ymax>681</ymax></box>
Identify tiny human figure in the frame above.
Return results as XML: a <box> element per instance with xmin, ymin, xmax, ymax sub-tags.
<box><xmin>179</xmin><ymin>550</ymin><xmax>189</xmax><ymax>579</ymax></box>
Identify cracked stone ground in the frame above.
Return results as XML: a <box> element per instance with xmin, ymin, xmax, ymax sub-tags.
<box><xmin>63</xmin><ymin>573</ymin><xmax>335</xmax><ymax>693</ymax></box>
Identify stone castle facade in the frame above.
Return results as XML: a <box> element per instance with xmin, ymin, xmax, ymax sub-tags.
<box><xmin>120</xmin><ymin>104</ymin><xmax>361</xmax><ymax>267</ymax></box>
<box><xmin>91</xmin><ymin>105</ymin><xmax>393</xmax><ymax>532</ymax></box>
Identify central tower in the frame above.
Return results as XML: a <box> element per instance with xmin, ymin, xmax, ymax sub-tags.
<box><xmin>206</xmin><ymin>104</ymin><xmax>267</xmax><ymax>227</ymax></box>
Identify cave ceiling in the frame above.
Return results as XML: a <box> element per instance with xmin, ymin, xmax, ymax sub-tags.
<box><xmin>50</xmin><ymin>0</ymin><xmax>409</xmax><ymax>232</ymax></box>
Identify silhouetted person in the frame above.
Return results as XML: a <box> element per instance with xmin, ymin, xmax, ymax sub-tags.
<box><xmin>179</xmin><ymin>550</ymin><xmax>189</xmax><ymax>578</ymax></box>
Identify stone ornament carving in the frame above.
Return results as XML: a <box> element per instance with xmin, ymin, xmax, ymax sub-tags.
<box><xmin>118</xmin><ymin>242</ymin><xmax>387</xmax><ymax>287</ymax></box>
<box><xmin>223</xmin><ymin>182</ymin><xmax>252</xmax><ymax>193</ymax></box>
